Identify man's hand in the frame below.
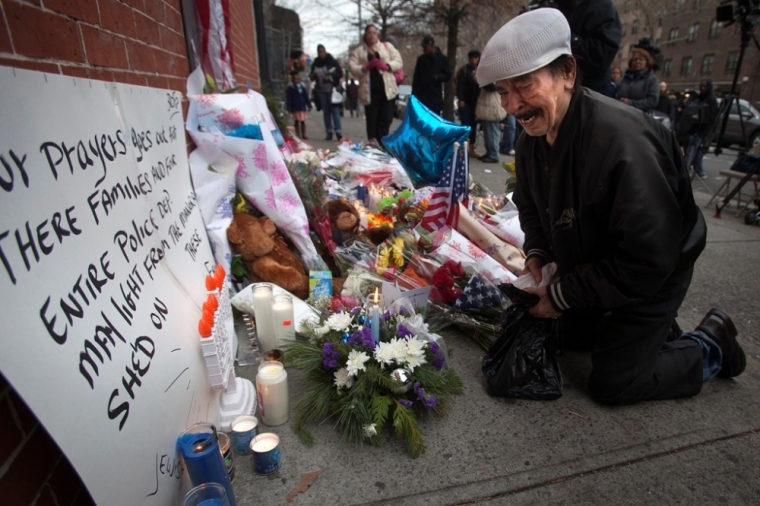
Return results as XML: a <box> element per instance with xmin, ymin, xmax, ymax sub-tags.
<box><xmin>522</xmin><ymin>256</ymin><xmax>544</xmax><ymax>284</ymax></box>
<box><xmin>523</xmin><ymin>286</ymin><xmax>562</xmax><ymax>319</ymax></box>
<box><xmin>619</xmin><ymin>98</ymin><xmax>629</xmax><ymax>105</ymax></box>
<box><xmin>458</xmin><ymin>100</ymin><xmax>465</xmax><ymax>109</ymax></box>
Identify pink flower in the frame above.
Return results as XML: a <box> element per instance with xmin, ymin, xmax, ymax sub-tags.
<box><xmin>264</xmin><ymin>187</ymin><xmax>276</xmax><ymax>209</ymax></box>
<box><xmin>196</xmin><ymin>94</ymin><xmax>217</xmax><ymax>107</ymax></box>
<box><xmin>269</xmin><ymin>160</ymin><xmax>289</xmax><ymax>186</ymax></box>
<box><xmin>234</xmin><ymin>155</ymin><xmax>250</xmax><ymax>179</ymax></box>
<box><xmin>253</xmin><ymin>143</ymin><xmax>268</xmax><ymax>169</ymax></box>
<box><xmin>217</xmin><ymin>108</ymin><xmax>244</xmax><ymax>128</ymax></box>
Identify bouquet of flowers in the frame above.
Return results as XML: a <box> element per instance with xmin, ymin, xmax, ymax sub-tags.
<box><xmin>287</xmin><ymin>302</ymin><xmax>463</xmax><ymax>458</ymax></box>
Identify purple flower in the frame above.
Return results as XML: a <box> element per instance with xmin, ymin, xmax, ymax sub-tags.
<box><xmin>423</xmin><ymin>395</ymin><xmax>438</xmax><ymax>410</ymax></box>
<box><xmin>382</xmin><ymin>310</ymin><xmax>391</xmax><ymax>320</ymax></box>
<box><xmin>413</xmin><ymin>382</ymin><xmax>424</xmax><ymax>399</ymax></box>
<box><xmin>322</xmin><ymin>342</ymin><xmax>340</xmax><ymax>370</ymax></box>
<box><xmin>397</xmin><ymin>324</ymin><xmax>413</xmax><ymax>339</ymax></box>
<box><xmin>399</xmin><ymin>399</ymin><xmax>413</xmax><ymax>408</ymax></box>
<box><xmin>429</xmin><ymin>341</ymin><xmax>445</xmax><ymax>370</ymax></box>
<box><xmin>348</xmin><ymin>327</ymin><xmax>375</xmax><ymax>349</ymax></box>
<box><xmin>350</xmin><ymin>306</ymin><xmax>362</xmax><ymax>315</ymax></box>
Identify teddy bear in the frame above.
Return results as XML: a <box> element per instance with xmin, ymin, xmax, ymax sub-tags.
<box><xmin>227</xmin><ymin>213</ymin><xmax>309</xmax><ymax>300</ymax></box>
<box><xmin>327</xmin><ymin>199</ymin><xmax>360</xmax><ymax>246</ymax></box>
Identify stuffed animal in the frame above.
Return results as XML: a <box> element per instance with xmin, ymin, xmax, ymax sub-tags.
<box><xmin>227</xmin><ymin>213</ymin><xmax>309</xmax><ymax>300</ymax></box>
<box><xmin>327</xmin><ymin>199</ymin><xmax>360</xmax><ymax>246</ymax></box>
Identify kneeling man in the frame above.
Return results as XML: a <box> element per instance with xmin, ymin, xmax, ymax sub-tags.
<box><xmin>477</xmin><ymin>8</ymin><xmax>746</xmax><ymax>404</ymax></box>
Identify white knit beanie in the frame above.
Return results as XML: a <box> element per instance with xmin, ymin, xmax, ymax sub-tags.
<box><xmin>477</xmin><ymin>8</ymin><xmax>572</xmax><ymax>87</ymax></box>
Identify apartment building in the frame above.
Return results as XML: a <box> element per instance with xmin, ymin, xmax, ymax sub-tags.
<box><xmin>613</xmin><ymin>0</ymin><xmax>760</xmax><ymax>105</ymax></box>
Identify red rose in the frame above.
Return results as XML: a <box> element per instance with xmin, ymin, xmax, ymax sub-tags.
<box><xmin>439</xmin><ymin>286</ymin><xmax>462</xmax><ymax>304</ymax></box>
<box><xmin>433</xmin><ymin>269</ymin><xmax>455</xmax><ymax>289</ymax></box>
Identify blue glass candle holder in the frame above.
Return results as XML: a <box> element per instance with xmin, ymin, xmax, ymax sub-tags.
<box><xmin>177</xmin><ymin>423</ymin><xmax>237</xmax><ymax>506</ymax></box>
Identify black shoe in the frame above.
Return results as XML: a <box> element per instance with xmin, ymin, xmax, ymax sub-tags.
<box><xmin>696</xmin><ymin>308</ymin><xmax>746</xmax><ymax>378</ymax></box>
<box><xmin>336</xmin><ymin>133</ymin><xmax>343</xmax><ymax>141</ymax></box>
<box><xmin>325</xmin><ymin>133</ymin><xmax>333</xmax><ymax>140</ymax></box>
<box><xmin>480</xmin><ymin>157</ymin><xmax>499</xmax><ymax>163</ymax></box>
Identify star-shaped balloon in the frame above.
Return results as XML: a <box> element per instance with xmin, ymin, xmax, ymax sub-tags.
<box><xmin>382</xmin><ymin>95</ymin><xmax>470</xmax><ymax>188</ymax></box>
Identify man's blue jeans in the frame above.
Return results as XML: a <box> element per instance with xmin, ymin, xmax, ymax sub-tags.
<box><xmin>500</xmin><ymin>114</ymin><xmax>516</xmax><ymax>153</ymax></box>
<box><xmin>481</xmin><ymin>120</ymin><xmax>500</xmax><ymax>160</ymax></box>
<box><xmin>686</xmin><ymin>135</ymin><xmax>706</xmax><ymax>177</ymax></box>
<box><xmin>317</xmin><ymin>91</ymin><xmax>342</xmax><ymax>136</ymax></box>
<box><xmin>678</xmin><ymin>330</ymin><xmax>722</xmax><ymax>382</ymax></box>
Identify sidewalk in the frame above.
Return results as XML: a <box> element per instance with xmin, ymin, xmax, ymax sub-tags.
<box><xmin>229</xmin><ymin>112</ymin><xmax>760</xmax><ymax>505</ymax></box>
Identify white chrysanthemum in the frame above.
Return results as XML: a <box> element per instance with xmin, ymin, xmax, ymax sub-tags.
<box><xmin>405</xmin><ymin>337</ymin><xmax>426</xmax><ymax>357</ymax></box>
<box><xmin>345</xmin><ymin>349</ymin><xmax>370</xmax><ymax>377</ymax></box>
<box><xmin>373</xmin><ymin>341</ymin><xmax>396</xmax><ymax>368</ymax></box>
<box><xmin>314</xmin><ymin>324</ymin><xmax>331</xmax><ymax>337</ymax></box>
<box><xmin>327</xmin><ymin>312</ymin><xmax>353</xmax><ymax>332</ymax></box>
<box><xmin>389</xmin><ymin>338</ymin><xmax>407</xmax><ymax>362</ymax></box>
<box><xmin>363</xmin><ymin>423</ymin><xmax>377</xmax><ymax>438</ymax></box>
<box><xmin>333</xmin><ymin>368</ymin><xmax>354</xmax><ymax>389</ymax></box>
<box><xmin>405</xmin><ymin>353</ymin><xmax>426</xmax><ymax>372</ymax></box>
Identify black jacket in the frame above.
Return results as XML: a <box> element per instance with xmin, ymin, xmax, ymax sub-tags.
<box><xmin>412</xmin><ymin>47</ymin><xmax>451</xmax><ymax>114</ymax></box>
<box><xmin>513</xmin><ymin>89</ymin><xmax>706</xmax><ymax>312</ymax></box>
<box><xmin>456</xmin><ymin>63</ymin><xmax>480</xmax><ymax>105</ymax></box>
<box><xmin>557</xmin><ymin>0</ymin><xmax>622</xmax><ymax>94</ymax></box>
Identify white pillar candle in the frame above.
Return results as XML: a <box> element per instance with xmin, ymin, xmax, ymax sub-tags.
<box><xmin>271</xmin><ymin>294</ymin><xmax>296</xmax><ymax>347</ymax></box>
<box><xmin>256</xmin><ymin>362</ymin><xmax>289</xmax><ymax>426</ymax></box>
<box><xmin>252</xmin><ymin>284</ymin><xmax>276</xmax><ymax>352</ymax></box>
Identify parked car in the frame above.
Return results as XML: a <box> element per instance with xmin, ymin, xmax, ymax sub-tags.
<box><xmin>715</xmin><ymin>98</ymin><xmax>760</xmax><ymax>149</ymax></box>
<box><xmin>394</xmin><ymin>85</ymin><xmax>412</xmax><ymax>119</ymax></box>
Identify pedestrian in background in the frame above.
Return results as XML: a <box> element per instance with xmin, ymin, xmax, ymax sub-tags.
<box><xmin>412</xmin><ymin>34</ymin><xmax>451</xmax><ymax>116</ymax></box>
<box><xmin>555</xmin><ymin>0</ymin><xmax>622</xmax><ymax>98</ymax></box>
<box><xmin>348</xmin><ymin>24</ymin><xmax>403</xmax><ymax>143</ymax></box>
<box><xmin>682</xmin><ymin>79</ymin><xmax>718</xmax><ymax>179</ymax></box>
<box><xmin>474</xmin><ymin>82</ymin><xmax>505</xmax><ymax>163</ymax></box>
<box><xmin>617</xmin><ymin>49</ymin><xmax>659</xmax><ymax>113</ymax></box>
<box><xmin>655</xmin><ymin>81</ymin><xmax>675</xmax><ymax>129</ymax></box>
<box><xmin>285</xmin><ymin>71</ymin><xmax>312</xmax><ymax>139</ymax></box>
<box><xmin>347</xmin><ymin>79</ymin><xmax>360</xmax><ymax>118</ymax></box>
<box><xmin>500</xmin><ymin>114</ymin><xmax>516</xmax><ymax>156</ymax></box>
<box><xmin>310</xmin><ymin>44</ymin><xmax>344</xmax><ymax>140</ymax></box>
<box><xmin>456</xmin><ymin>49</ymin><xmax>481</xmax><ymax>158</ymax></box>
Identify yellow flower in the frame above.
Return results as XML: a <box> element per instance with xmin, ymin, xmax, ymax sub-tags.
<box><xmin>377</xmin><ymin>247</ymin><xmax>390</xmax><ymax>269</ymax></box>
<box><xmin>392</xmin><ymin>238</ymin><xmax>405</xmax><ymax>267</ymax></box>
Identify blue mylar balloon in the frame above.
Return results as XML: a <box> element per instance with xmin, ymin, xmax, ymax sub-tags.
<box><xmin>382</xmin><ymin>95</ymin><xmax>470</xmax><ymax>188</ymax></box>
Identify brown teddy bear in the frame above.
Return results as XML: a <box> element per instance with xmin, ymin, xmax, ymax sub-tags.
<box><xmin>227</xmin><ymin>213</ymin><xmax>309</xmax><ymax>300</ymax></box>
<box><xmin>327</xmin><ymin>199</ymin><xmax>360</xmax><ymax>246</ymax></box>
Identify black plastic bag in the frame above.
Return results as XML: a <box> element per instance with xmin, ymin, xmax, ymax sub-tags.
<box><xmin>481</xmin><ymin>285</ymin><xmax>563</xmax><ymax>400</ymax></box>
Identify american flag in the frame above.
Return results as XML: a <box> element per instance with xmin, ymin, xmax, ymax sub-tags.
<box><xmin>419</xmin><ymin>143</ymin><xmax>469</xmax><ymax>232</ymax></box>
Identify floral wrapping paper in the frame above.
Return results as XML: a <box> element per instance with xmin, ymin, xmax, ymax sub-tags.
<box><xmin>428</xmin><ymin>229</ymin><xmax>518</xmax><ymax>285</ymax></box>
<box><xmin>186</xmin><ymin>90</ymin><xmax>325</xmax><ymax>271</ymax></box>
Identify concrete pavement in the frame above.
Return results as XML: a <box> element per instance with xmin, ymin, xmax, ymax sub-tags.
<box><xmin>229</xmin><ymin>110</ymin><xmax>760</xmax><ymax>505</ymax></box>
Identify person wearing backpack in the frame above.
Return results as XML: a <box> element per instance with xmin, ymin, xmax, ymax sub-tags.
<box><xmin>680</xmin><ymin>80</ymin><xmax>718</xmax><ymax>179</ymax></box>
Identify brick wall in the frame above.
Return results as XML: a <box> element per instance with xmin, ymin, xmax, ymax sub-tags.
<box><xmin>0</xmin><ymin>0</ymin><xmax>260</xmax><ymax>504</ymax></box>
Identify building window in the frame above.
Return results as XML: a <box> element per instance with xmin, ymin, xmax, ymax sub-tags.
<box><xmin>632</xmin><ymin>20</ymin><xmax>640</xmax><ymax>34</ymax></box>
<box><xmin>622</xmin><ymin>24</ymin><xmax>627</xmax><ymax>37</ymax></box>
<box><xmin>663</xmin><ymin>59</ymin><xmax>673</xmax><ymax>77</ymax></box>
<box><xmin>669</xmin><ymin>27</ymin><xmax>679</xmax><ymax>41</ymax></box>
<box><xmin>726</xmin><ymin>51</ymin><xmax>739</xmax><ymax>73</ymax></box>
<box><xmin>680</xmin><ymin>56</ymin><xmax>692</xmax><ymax>76</ymax></box>
<box><xmin>687</xmin><ymin>22</ymin><xmax>699</xmax><ymax>42</ymax></box>
<box><xmin>658</xmin><ymin>17</ymin><xmax>663</xmax><ymax>27</ymax></box>
<box><xmin>709</xmin><ymin>19</ymin><xmax>722</xmax><ymax>38</ymax></box>
<box><xmin>701</xmin><ymin>54</ymin><xmax>714</xmax><ymax>74</ymax></box>
<box><xmin>624</xmin><ymin>0</ymin><xmax>631</xmax><ymax>13</ymax></box>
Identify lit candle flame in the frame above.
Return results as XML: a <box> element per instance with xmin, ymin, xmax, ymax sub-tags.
<box><xmin>373</xmin><ymin>287</ymin><xmax>379</xmax><ymax>305</ymax></box>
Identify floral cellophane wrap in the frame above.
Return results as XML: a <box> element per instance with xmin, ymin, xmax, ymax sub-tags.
<box><xmin>455</xmin><ymin>202</ymin><xmax>525</xmax><ymax>276</ymax></box>
<box><xmin>427</xmin><ymin>228</ymin><xmax>517</xmax><ymax>285</ymax></box>
<box><xmin>187</xmin><ymin>90</ymin><xmax>325</xmax><ymax>271</ymax></box>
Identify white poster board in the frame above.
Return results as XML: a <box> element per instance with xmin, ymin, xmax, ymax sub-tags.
<box><xmin>0</xmin><ymin>67</ymin><xmax>218</xmax><ymax>505</ymax></box>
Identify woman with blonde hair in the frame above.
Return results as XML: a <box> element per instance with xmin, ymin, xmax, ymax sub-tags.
<box><xmin>348</xmin><ymin>25</ymin><xmax>403</xmax><ymax>143</ymax></box>
<box><xmin>617</xmin><ymin>48</ymin><xmax>659</xmax><ymax>112</ymax></box>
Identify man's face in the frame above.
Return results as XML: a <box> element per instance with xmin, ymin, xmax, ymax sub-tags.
<box><xmin>469</xmin><ymin>56</ymin><xmax>479</xmax><ymax>66</ymax></box>
<box><xmin>495</xmin><ymin>66</ymin><xmax>575</xmax><ymax>142</ymax></box>
<box><xmin>659</xmin><ymin>82</ymin><xmax>667</xmax><ymax>93</ymax></box>
<box><xmin>318</xmin><ymin>47</ymin><xmax>326</xmax><ymax>58</ymax></box>
<box><xmin>423</xmin><ymin>44</ymin><xmax>434</xmax><ymax>55</ymax></box>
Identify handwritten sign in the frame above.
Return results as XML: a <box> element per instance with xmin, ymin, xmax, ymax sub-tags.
<box><xmin>0</xmin><ymin>68</ymin><xmax>218</xmax><ymax>505</ymax></box>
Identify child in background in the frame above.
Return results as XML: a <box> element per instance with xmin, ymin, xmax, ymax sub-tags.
<box><xmin>286</xmin><ymin>72</ymin><xmax>312</xmax><ymax>139</ymax></box>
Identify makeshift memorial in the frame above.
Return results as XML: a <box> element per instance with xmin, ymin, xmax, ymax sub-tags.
<box><xmin>251</xmin><ymin>283</ymin><xmax>276</xmax><ymax>352</ymax></box>
<box><xmin>272</xmin><ymin>294</ymin><xmax>296</xmax><ymax>346</ymax></box>
<box><xmin>455</xmin><ymin>202</ymin><xmax>525</xmax><ymax>275</ymax></box>
<box><xmin>327</xmin><ymin>199</ymin><xmax>360</xmax><ymax>246</ymax></box>
<box><xmin>227</xmin><ymin>212</ymin><xmax>309</xmax><ymax>300</ymax></box>
<box><xmin>177</xmin><ymin>423</ymin><xmax>237</xmax><ymax>506</ymax></box>
<box><xmin>287</xmin><ymin>301</ymin><xmax>463</xmax><ymax>458</ymax></box>
<box><xmin>217</xmin><ymin>431</ymin><xmax>235</xmax><ymax>483</ymax></box>
<box><xmin>382</xmin><ymin>95</ymin><xmax>471</xmax><ymax>188</ymax></box>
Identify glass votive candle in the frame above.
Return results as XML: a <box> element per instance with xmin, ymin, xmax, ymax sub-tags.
<box><xmin>271</xmin><ymin>294</ymin><xmax>296</xmax><ymax>346</ymax></box>
<box><xmin>176</xmin><ymin>423</ymin><xmax>236</xmax><ymax>505</ymax></box>
<box><xmin>259</xmin><ymin>348</ymin><xmax>284</xmax><ymax>364</ymax></box>
<box><xmin>182</xmin><ymin>482</ymin><xmax>229</xmax><ymax>506</ymax></box>
<box><xmin>256</xmin><ymin>362</ymin><xmax>289</xmax><ymax>426</ymax></box>
<box><xmin>250</xmin><ymin>433</ymin><xmax>282</xmax><ymax>475</ymax></box>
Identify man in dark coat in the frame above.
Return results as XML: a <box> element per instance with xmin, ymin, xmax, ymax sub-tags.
<box><xmin>412</xmin><ymin>34</ymin><xmax>451</xmax><ymax>116</ymax></box>
<box><xmin>456</xmin><ymin>49</ymin><xmax>481</xmax><ymax>157</ymax></box>
<box><xmin>477</xmin><ymin>8</ymin><xmax>745</xmax><ymax>405</ymax></box>
<box><xmin>555</xmin><ymin>0</ymin><xmax>621</xmax><ymax>97</ymax></box>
